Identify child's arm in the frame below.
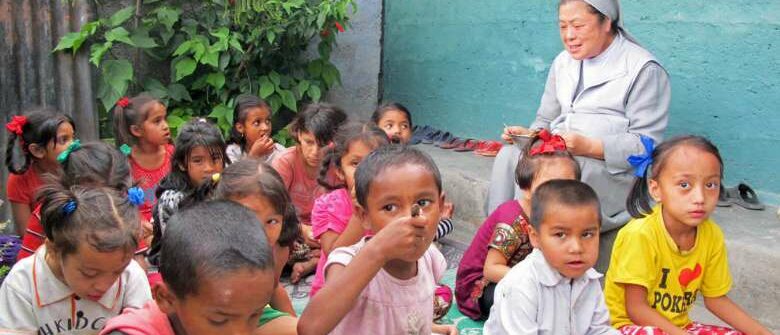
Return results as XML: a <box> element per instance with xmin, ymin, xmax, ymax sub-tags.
<box><xmin>270</xmin><ymin>245</ymin><xmax>296</xmax><ymax>316</ymax></box>
<box><xmin>432</xmin><ymin>324</ymin><xmax>458</xmax><ymax>335</ymax></box>
<box><xmin>704</xmin><ymin>295</ymin><xmax>773</xmax><ymax>335</ymax></box>
<box><xmin>10</xmin><ymin>203</ymin><xmax>31</xmax><ymax>235</ymax></box>
<box><xmin>624</xmin><ymin>284</ymin><xmax>688</xmax><ymax>335</ymax></box>
<box><xmin>321</xmin><ymin>215</ymin><xmax>364</xmax><ymax>254</ymax></box>
<box><xmin>483</xmin><ymin>249</ymin><xmax>511</xmax><ymax>283</ymax></box>
<box><xmin>297</xmin><ymin>214</ymin><xmax>428</xmax><ymax>335</ymax></box>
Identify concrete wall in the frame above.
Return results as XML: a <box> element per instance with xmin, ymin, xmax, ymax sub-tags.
<box><xmin>325</xmin><ymin>0</ymin><xmax>382</xmax><ymax>121</ymax></box>
<box><xmin>382</xmin><ymin>0</ymin><xmax>780</xmax><ymax>204</ymax></box>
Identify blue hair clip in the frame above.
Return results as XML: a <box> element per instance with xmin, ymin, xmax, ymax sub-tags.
<box><xmin>119</xmin><ymin>144</ymin><xmax>132</xmax><ymax>156</ymax></box>
<box><xmin>627</xmin><ymin>136</ymin><xmax>655</xmax><ymax>177</ymax></box>
<box><xmin>56</xmin><ymin>139</ymin><xmax>81</xmax><ymax>163</ymax></box>
<box><xmin>127</xmin><ymin>187</ymin><xmax>145</xmax><ymax>206</ymax></box>
<box><xmin>62</xmin><ymin>200</ymin><xmax>77</xmax><ymax>216</ymax></box>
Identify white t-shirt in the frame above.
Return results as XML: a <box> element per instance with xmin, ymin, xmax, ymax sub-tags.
<box><xmin>225</xmin><ymin>143</ymin><xmax>284</xmax><ymax>165</ymax></box>
<box><xmin>325</xmin><ymin>237</ymin><xmax>447</xmax><ymax>335</ymax></box>
<box><xmin>0</xmin><ymin>246</ymin><xmax>152</xmax><ymax>334</ymax></box>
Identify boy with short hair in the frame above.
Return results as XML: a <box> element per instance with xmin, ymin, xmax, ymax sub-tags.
<box><xmin>484</xmin><ymin>179</ymin><xmax>618</xmax><ymax>335</ymax></box>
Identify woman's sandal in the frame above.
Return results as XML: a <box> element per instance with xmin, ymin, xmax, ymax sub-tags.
<box><xmin>474</xmin><ymin>140</ymin><xmax>503</xmax><ymax>157</ymax></box>
<box><xmin>453</xmin><ymin>139</ymin><xmax>479</xmax><ymax>152</ymax></box>
<box><xmin>440</xmin><ymin>138</ymin><xmax>465</xmax><ymax>149</ymax></box>
<box><xmin>725</xmin><ymin>183</ymin><xmax>765</xmax><ymax>210</ymax></box>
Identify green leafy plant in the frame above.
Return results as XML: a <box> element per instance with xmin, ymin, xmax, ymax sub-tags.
<box><xmin>54</xmin><ymin>0</ymin><xmax>355</xmax><ymax>139</ymax></box>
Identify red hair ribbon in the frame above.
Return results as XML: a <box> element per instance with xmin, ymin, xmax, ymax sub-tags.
<box><xmin>529</xmin><ymin>129</ymin><xmax>567</xmax><ymax>156</ymax></box>
<box><xmin>5</xmin><ymin>115</ymin><xmax>27</xmax><ymax>136</ymax></box>
<box><xmin>116</xmin><ymin>96</ymin><xmax>130</xmax><ymax>108</ymax></box>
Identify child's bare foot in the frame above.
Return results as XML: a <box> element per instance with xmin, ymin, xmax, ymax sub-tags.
<box><xmin>441</xmin><ymin>201</ymin><xmax>455</xmax><ymax>219</ymax></box>
<box><xmin>290</xmin><ymin>256</ymin><xmax>319</xmax><ymax>284</ymax></box>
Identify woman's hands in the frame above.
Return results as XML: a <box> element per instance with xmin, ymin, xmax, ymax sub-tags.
<box><xmin>559</xmin><ymin>132</ymin><xmax>604</xmax><ymax>159</ymax></box>
<box><xmin>500</xmin><ymin>126</ymin><xmax>532</xmax><ymax>143</ymax></box>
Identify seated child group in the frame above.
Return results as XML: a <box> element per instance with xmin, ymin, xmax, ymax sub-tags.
<box><xmin>0</xmin><ymin>94</ymin><xmax>773</xmax><ymax>334</ymax></box>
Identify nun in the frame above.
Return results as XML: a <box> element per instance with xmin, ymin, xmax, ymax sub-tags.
<box><xmin>487</xmin><ymin>0</ymin><xmax>671</xmax><ymax>267</ymax></box>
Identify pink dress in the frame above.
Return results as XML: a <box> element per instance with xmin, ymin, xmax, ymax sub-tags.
<box><xmin>309</xmin><ymin>188</ymin><xmax>353</xmax><ymax>296</ymax></box>
<box><xmin>326</xmin><ymin>238</ymin><xmax>447</xmax><ymax>335</ymax></box>
<box><xmin>455</xmin><ymin>200</ymin><xmax>530</xmax><ymax>320</ymax></box>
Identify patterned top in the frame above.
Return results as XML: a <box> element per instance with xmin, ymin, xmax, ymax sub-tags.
<box><xmin>488</xmin><ymin>213</ymin><xmax>533</xmax><ymax>267</ymax></box>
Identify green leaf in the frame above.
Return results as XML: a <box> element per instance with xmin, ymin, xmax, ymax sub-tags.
<box><xmin>130</xmin><ymin>29</ymin><xmax>158</xmax><ymax>48</ymax></box>
<box><xmin>296</xmin><ymin>80</ymin><xmax>310</xmax><ymax>98</ymax></box>
<box><xmin>156</xmin><ymin>6</ymin><xmax>181</xmax><ymax>31</ymax></box>
<box><xmin>109</xmin><ymin>6</ymin><xmax>135</xmax><ymax>27</ymax></box>
<box><xmin>191</xmin><ymin>42</ymin><xmax>206</xmax><ymax>61</ymax></box>
<box><xmin>206</xmin><ymin>72</ymin><xmax>225</xmax><ymax>90</ymax></box>
<box><xmin>105</xmin><ymin>27</ymin><xmax>134</xmax><ymax>45</ymax></box>
<box><xmin>53</xmin><ymin>32</ymin><xmax>84</xmax><ymax>54</ymax></box>
<box><xmin>208</xmin><ymin>104</ymin><xmax>233</xmax><ymax>132</ymax></box>
<box><xmin>322</xmin><ymin>62</ymin><xmax>341</xmax><ymax>88</ymax></box>
<box><xmin>201</xmin><ymin>49</ymin><xmax>219</xmax><ymax>68</ymax></box>
<box><xmin>175</xmin><ymin>57</ymin><xmax>197</xmax><ymax>81</ymax></box>
<box><xmin>81</xmin><ymin>21</ymin><xmax>101</xmax><ymax>36</ymax></box>
<box><xmin>143</xmin><ymin>78</ymin><xmax>168</xmax><ymax>99</ymax></box>
<box><xmin>307</xmin><ymin>60</ymin><xmax>323</xmax><ymax>77</ymax></box>
<box><xmin>267</xmin><ymin>31</ymin><xmax>276</xmax><ymax>44</ymax></box>
<box><xmin>167</xmin><ymin>115</ymin><xmax>186</xmax><ymax>135</ymax></box>
<box><xmin>89</xmin><ymin>42</ymin><xmax>112</xmax><ymax>67</ymax></box>
<box><xmin>259</xmin><ymin>76</ymin><xmax>275</xmax><ymax>99</ymax></box>
<box><xmin>167</xmin><ymin>83</ymin><xmax>192</xmax><ymax>102</ymax></box>
<box><xmin>269</xmin><ymin>71</ymin><xmax>281</xmax><ymax>85</ymax></box>
<box><xmin>173</xmin><ymin>40</ymin><xmax>193</xmax><ymax>57</ymax></box>
<box><xmin>279</xmin><ymin>89</ymin><xmax>297</xmax><ymax>111</ymax></box>
<box><xmin>219</xmin><ymin>53</ymin><xmax>231</xmax><ymax>71</ymax></box>
<box><xmin>102</xmin><ymin>59</ymin><xmax>133</xmax><ymax>94</ymax></box>
<box><xmin>268</xmin><ymin>95</ymin><xmax>282</xmax><ymax>113</ymax></box>
<box><xmin>229</xmin><ymin>37</ymin><xmax>244</xmax><ymax>53</ymax></box>
<box><xmin>97</xmin><ymin>76</ymin><xmax>123</xmax><ymax>111</ymax></box>
<box><xmin>307</xmin><ymin>84</ymin><xmax>321</xmax><ymax>102</ymax></box>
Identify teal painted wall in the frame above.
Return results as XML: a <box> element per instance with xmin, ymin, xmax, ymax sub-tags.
<box><xmin>382</xmin><ymin>0</ymin><xmax>780</xmax><ymax>203</ymax></box>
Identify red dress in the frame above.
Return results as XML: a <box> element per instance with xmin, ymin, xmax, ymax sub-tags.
<box><xmin>129</xmin><ymin>144</ymin><xmax>174</xmax><ymax>222</ymax></box>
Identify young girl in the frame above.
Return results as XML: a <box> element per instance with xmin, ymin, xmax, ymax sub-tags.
<box><xmin>5</xmin><ymin>108</ymin><xmax>75</xmax><ymax>235</ymax></box>
<box><xmin>0</xmin><ymin>185</ymin><xmax>151</xmax><ymax>333</ymax></box>
<box><xmin>298</xmin><ymin>145</ymin><xmax>456</xmax><ymax>335</ymax></box>
<box><xmin>113</xmin><ymin>94</ymin><xmax>173</xmax><ymax>222</ymax></box>
<box><xmin>372</xmin><ymin>102</ymin><xmax>455</xmax><ymax>240</ymax></box>
<box><xmin>18</xmin><ymin>141</ymin><xmax>140</xmax><ymax>260</ymax></box>
<box><xmin>100</xmin><ymin>200</ymin><xmax>277</xmax><ymax>335</ymax></box>
<box><xmin>605</xmin><ymin>135</ymin><xmax>772</xmax><ymax>335</ymax></box>
<box><xmin>309</xmin><ymin>122</ymin><xmax>389</xmax><ymax>297</ymax></box>
<box><xmin>455</xmin><ymin>129</ymin><xmax>581</xmax><ymax>320</ymax></box>
<box><xmin>215</xmin><ymin>159</ymin><xmax>301</xmax><ymax>335</ymax></box>
<box><xmin>272</xmin><ymin>103</ymin><xmax>347</xmax><ymax>282</ymax></box>
<box><xmin>226</xmin><ymin>94</ymin><xmax>285</xmax><ymax>164</ymax></box>
<box><xmin>147</xmin><ymin>119</ymin><xmax>227</xmax><ymax>268</ymax></box>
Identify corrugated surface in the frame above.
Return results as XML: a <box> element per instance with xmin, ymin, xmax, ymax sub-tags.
<box><xmin>0</xmin><ymin>0</ymin><xmax>98</xmax><ymax>227</ymax></box>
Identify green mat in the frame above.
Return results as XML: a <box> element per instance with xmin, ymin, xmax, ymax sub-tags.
<box><xmin>288</xmin><ymin>268</ymin><xmax>485</xmax><ymax>334</ymax></box>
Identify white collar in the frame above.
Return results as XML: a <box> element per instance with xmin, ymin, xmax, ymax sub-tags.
<box><xmin>530</xmin><ymin>248</ymin><xmax>602</xmax><ymax>287</ymax></box>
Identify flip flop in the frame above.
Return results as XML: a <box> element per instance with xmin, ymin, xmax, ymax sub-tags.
<box><xmin>453</xmin><ymin>139</ymin><xmax>479</xmax><ymax>152</ymax></box>
<box><xmin>434</xmin><ymin>132</ymin><xmax>456</xmax><ymax>147</ymax></box>
<box><xmin>725</xmin><ymin>183</ymin><xmax>765</xmax><ymax>210</ymax></box>
<box><xmin>475</xmin><ymin>141</ymin><xmax>503</xmax><ymax>157</ymax></box>
<box><xmin>440</xmin><ymin>138</ymin><xmax>465</xmax><ymax>150</ymax></box>
<box><xmin>410</xmin><ymin>125</ymin><xmax>434</xmax><ymax>145</ymax></box>
<box><xmin>717</xmin><ymin>185</ymin><xmax>732</xmax><ymax>207</ymax></box>
<box><xmin>421</xmin><ymin>130</ymin><xmax>443</xmax><ymax>145</ymax></box>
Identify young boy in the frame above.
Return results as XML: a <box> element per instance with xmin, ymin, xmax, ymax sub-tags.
<box><xmin>100</xmin><ymin>200</ymin><xmax>277</xmax><ymax>335</ymax></box>
<box><xmin>484</xmin><ymin>179</ymin><xmax>618</xmax><ymax>335</ymax></box>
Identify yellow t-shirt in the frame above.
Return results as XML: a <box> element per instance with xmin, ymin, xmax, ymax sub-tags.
<box><xmin>604</xmin><ymin>206</ymin><xmax>732</xmax><ymax>328</ymax></box>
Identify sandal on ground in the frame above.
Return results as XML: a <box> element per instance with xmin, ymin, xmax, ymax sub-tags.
<box><xmin>725</xmin><ymin>183</ymin><xmax>765</xmax><ymax>210</ymax></box>
<box><xmin>474</xmin><ymin>141</ymin><xmax>503</xmax><ymax>157</ymax></box>
<box><xmin>717</xmin><ymin>185</ymin><xmax>732</xmax><ymax>207</ymax></box>
<box><xmin>422</xmin><ymin>129</ymin><xmax>443</xmax><ymax>144</ymax></box>
<box><xmin>440</xmin><ymin>138</ymin><xmax>465</xmax><ymax>149</ymax></box>
<box><xmin>435</xmin><ymin>133</ymin><xmax>458</xmax><ymax>147</ymax></box>
<box><xmin>410</xmin><ymin>125</ymin><xmax>434</xmax><ymax>144</ymax></box>
<box><xmin>453</xmin><ymin>139</ymin><xmax>479</xmax><ymax>152</ymax></box>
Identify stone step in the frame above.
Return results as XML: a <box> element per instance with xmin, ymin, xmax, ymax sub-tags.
<box><xmin>418</xmin><ymin>144</ymin><xmax>780</xmax><ymax>331</ymax></box>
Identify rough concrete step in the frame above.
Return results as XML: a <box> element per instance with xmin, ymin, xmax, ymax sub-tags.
<box><xmin>418</xmin><ymin>144</ymin><xmax>780</xmax><ymax>331</ymax></box>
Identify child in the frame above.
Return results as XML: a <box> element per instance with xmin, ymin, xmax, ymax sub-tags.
<box><xmin>147</xmin><ymin>119</ymin><xmax>227</xmax><ymax>268</ymax></box>
<box><xmin>605</xmin><ymin>136</ymin><xmax>772</xmax><ymax>335</ymax></box>
<box><xmin>309</xmin><ymin>122</ymin><xmax>389</xmax><ymax>297</ymax></box>
<box><xmin>372</xmin><ymin>102</ymin><xmax>455</xmax><ymax>240</ymax></box>
<box><xmin>215</xmin><ymin>159</ymin><xmax>301</xmax><ymax>335</ymax></box>
<box><xmin>484</xmin><ymin>179</ymin><xmax>616</xmax><ymax>334</ymax></box>
<box><xmin>0</xmin><ymin>185</ymin><xmax>151</xmax><ymax>333</ymax></box>
<box><xmin>113</xmin><ymin>94</ymin><xmax>174</xmax><ymax>222</ymax></box>
<box><xmin>100</xmin><ymin>200</ymin><xmax>277</xmax><ymax>335</ymax></box>
<box><xmin>227</xmin><ymin>94</ymin><xmax>285</xmax><ymax>163</ymax></box>
<box><xmin>298</xmin><ymin>145</ymin><xmax>456</xmax><ymax>335</ymax></box>
<box><xmin>5</xmin><ymin>108</ymin><xmax>75</xmax><ymax>235</ymax></box>
<box><xmin>18</xmin><ymin>141</ymin><xmax>142</xmax><ymax>260</ymax></box>
<box><xmin>456</xmin><ymin>130</ymin><xmax>581</xmax><ymax>320</ymax></box>
<box><xmin>271</xmin><ymin>103</ymin><xmax>347</xmax><ymax>282</ymax></box>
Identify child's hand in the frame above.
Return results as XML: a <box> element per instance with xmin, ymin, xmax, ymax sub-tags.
<box><xmin>248</xmin><ymin>135</ymin><xmax>275</xmax><ymax>157</ymax></box>
<box><xmin>300</xmin><ymin>224</ymin><xmax>321</xmax><ymax>248</ymax></box>
<box><xmin>432</xmin><ymin>324</ymin><xmax>458</xmax><ymax>335</ymax></box>
<box><xmin>370</xmin><ymin>208</ymin><xmax>429</xmax><ymax>262</ymax></box>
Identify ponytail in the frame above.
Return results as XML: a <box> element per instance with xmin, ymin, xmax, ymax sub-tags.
<box><xmin>112</xmin><ymin>93</ymin><xmax>161</xmax><ymax>147</ymax></box>
<box><xmin>625</xmin><ymin>169</ymin><xmax>654</xmax><ymax>218</ymax></box>
<box><xmin>5</xmin><ymin>127</ymin><xmax>29</xmax><ymax>174</ymax></box>
<box><xmin>317</xmin><ymin>144</ymin><xmax>344</xmax><ymax>190</ymax></box>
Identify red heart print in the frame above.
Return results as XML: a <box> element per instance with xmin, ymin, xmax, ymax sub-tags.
<box><xmin>678</xmin><ymin>263</ymin><xmax>702</xmax><ymax>288</ymax></box>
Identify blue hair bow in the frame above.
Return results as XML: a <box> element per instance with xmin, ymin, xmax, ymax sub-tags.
<box><xmin>128</xmin><ymin>187</ymin><xmax>145</xmax><ymax>206</ymax></box>
<box><xmin>56</xmin><ymin>139</ymin><xmax>82</xmax><ymax>163</ymax></box>
<box><xmin>627</xmin><ymin>136</ymin><xmax>655</xmax><ymax>177</ymax></box>
<box><xmin>62</xmin><ymin>200</ymin><xmax>77</xmax><ymax>216</ymax></box>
